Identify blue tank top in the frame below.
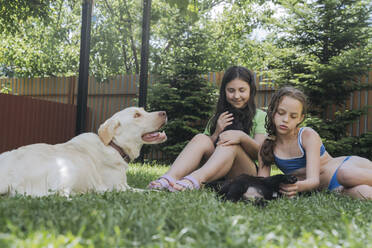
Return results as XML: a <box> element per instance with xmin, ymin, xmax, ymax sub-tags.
<box><xmin>274</xmin><ymin>127</ymin><xmax>326</xmax><ymax>174</ymax></box>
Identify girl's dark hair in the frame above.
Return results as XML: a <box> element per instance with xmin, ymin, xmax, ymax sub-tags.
<box><xmin>260</xmin><ymin>86</ymin><xmax>307</xmax><ymax>167</ymax></box>
<box><xmin>210</xmin><ymin>66</ymin><xmax>257</xmax><ymax>135</ymax></box>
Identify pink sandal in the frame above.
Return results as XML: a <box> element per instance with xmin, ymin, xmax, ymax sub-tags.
<box><xmin>148</xmin><ymin>175</ymin><xmax>177</xmax><ymax>192</ymax></box>
<box><xmin>175</xmin><ymin>175</ymin><xmax>200</xmax><ymax>190</ymax></box>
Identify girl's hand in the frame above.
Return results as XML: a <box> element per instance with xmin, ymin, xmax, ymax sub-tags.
<box><xmin>215</xmin><ymin>111</ymin><xmax>234</xmax><ymax>135</ymax></box>
<box><xmin>279</xmin><ymin>183</ymin><xmax>298</xmax><ymax>198</ymax></box>
<box><xmin>216</xmin><ymin>130</ymin><xmax>244</xmax><ymax>146</ymax></box>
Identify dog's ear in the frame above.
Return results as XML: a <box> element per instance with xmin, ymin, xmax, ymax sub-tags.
<box><xmin>98</xmin><ymin>119</ymin><xmax>120</xmax><ymax>145</ymax></box>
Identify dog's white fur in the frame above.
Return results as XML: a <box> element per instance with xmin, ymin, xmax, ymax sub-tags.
<box><xmin>0</xmin><ymin>107</ymin><xmax>167</xmax><ymax>197</ymax></box>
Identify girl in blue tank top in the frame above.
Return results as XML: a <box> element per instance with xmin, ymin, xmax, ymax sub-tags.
<box><xmin>258</xmin><ymin>87</ymin><xmax>372</xmax><ymax>200</ymax></box>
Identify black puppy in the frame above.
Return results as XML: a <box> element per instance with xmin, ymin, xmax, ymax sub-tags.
<box><xmin>205</xmin><ymin>174</ymin><xmax>297</xmax><ymax>205</ymax></box>
<box><xmin>214</xmin><ymin>107</ymin><xmax>249</xmax><ymax>146</ymax></box>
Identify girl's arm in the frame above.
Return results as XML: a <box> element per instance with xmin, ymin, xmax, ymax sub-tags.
<box><xmin>298</xmin><ymin>128</ymin><xmax>321</xmax><ymax>191</ymax></box>
<box><xmin>209</xmin><ymin>111</ymin><xmax>234</xmax><ymax>143</ymax></box>
<box><xmin>217</xmin><ymin>131</ymin><xmax>265</xmax><ymax>160</ymax></box>
<box><xmin>215</xmin><ymin>109</ymin><xmax>266</xmax><ymax>159</ymax></box>
<box><xmin>281</xmin><ymin>128</ymin><xmax>321</xmax><ymax>196</ymax></box>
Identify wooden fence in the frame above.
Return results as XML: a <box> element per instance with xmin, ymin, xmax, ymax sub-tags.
<box><xmin>0</xmin><ymin>93</ymin><xmax>76</xmax><ymax>154</ymax></box>
<box><xmin>1</xmin><ymin>71</ymin><xmax>371</xmax><ymax>137</ymax></box>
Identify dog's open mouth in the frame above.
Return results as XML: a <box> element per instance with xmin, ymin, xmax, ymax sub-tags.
<box><xmin>142</xmin><ymin>131</ymin><xmax>167</xmax><ymax>143</ymax></box>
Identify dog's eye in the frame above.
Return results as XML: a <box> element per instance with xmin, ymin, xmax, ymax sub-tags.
<box><xmin>134</xmin><ymin>112</ymin><xmax>141</xmax><ymax>118</ymax></box>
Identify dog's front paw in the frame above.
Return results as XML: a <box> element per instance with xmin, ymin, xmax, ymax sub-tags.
<box><xmin>284</xmin><ymin>175</ymin><xmax>298</xmax><ymax>184</ymax></box>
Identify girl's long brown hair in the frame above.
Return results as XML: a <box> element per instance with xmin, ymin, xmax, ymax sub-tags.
<box><xmin>260</xmin><ymin>87</ymin><xmax>307</xmax><ymax>167</ymax></box>
<box><xmin>210</xmin><ymin>66</ymin><xmax>257</xmax><ymax>136</ymax></box>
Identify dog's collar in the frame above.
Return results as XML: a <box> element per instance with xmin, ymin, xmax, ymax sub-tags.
<box><xmin>109</xmin><ymin>141</ymin><xmax>131</xmax><ymax>163</ymax></box>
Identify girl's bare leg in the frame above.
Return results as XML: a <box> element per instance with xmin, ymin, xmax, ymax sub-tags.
<box><xmin>337</xmin><ymin>156</ymin><xmax>372</xmax><ymax>187</ymax></box>
<box><xmin>173</xmin><ymin>144</ymin><xmax>257</xmax><ymax>190</ymax></box>
<box><xmin>342</xmin><ymin>185</ymin><xmax>372</xmax><ymax>200</ymax></box>
<box><xmin>148</xmin><ymin>134</ymin><xmax>215</xmax><ymax>187</ymax></box>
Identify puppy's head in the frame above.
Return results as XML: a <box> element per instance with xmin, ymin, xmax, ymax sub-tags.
<box><xmin>98</xmin><ymin>107</ymin><xmax>167</xmax><ymax>159</ymax></box>
<box><xmin>242</xmin><ymin>186</ymin><xmax>264</xmax><ymax>201</ymax></box>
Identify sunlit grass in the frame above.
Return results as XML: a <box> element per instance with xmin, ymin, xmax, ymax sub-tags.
<box><xmin>0</xmin><ymin>163</ymin><xmax>371</xmax><ymax>248</ymax></box>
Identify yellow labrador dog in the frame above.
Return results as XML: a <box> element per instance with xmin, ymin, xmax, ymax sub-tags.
<box><xmin>0</xmin><ymin>107</ymin><xmax>167</xmax><ymax>196</ymax></box>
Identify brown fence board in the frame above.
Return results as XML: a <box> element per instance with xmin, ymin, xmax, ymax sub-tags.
<box><xmin>0</xmin><ymin>93</ymin><xmax>76</xmax><ymax>154</ymax></box>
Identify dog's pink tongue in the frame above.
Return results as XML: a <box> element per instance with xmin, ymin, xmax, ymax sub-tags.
<box><xmin>142</xmin><ymin>131</ymin><xmax>167</xmax><ymax>142</ymax></box>
<box><xmin>148</xmin><ymin>132</ymin><xmax>159</xmax><ymax>137</ymax></box>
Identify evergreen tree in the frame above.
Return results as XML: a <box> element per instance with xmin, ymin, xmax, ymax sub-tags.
<box><xmin>146</xmin><ymin>18</ymin><xmax>218</xmax><ymax>162</ymax></box>
<box><xmin>267</xmin><ymin>0</ymin><xmax>372</xmax><ymax>158</ymax></box>
<box><xmin>271</xmin><ymin>0</ymin><xmax>371</xmax><ymax>114</ymax></box>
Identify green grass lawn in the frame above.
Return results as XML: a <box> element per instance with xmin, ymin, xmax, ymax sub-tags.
<box><xmin>0</xmin><ymin>163</ymin><xmax>371</xmax><ymax>248</ymax></box>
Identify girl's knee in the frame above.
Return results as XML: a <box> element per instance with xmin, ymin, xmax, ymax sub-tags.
<box><xmin>190</xmin><ymin>133</ymin><xmax>214</xmax><ymax>150</ymax></box>
<box><xmin>216</xmin><ymin>144</ymin><xmax>241</xmax><ymax>153</ymax></box>
<box><xmin>193</xmin><ymin>133</ymin><xmax>209</xmax><ymax>140</ymax></box>
<box><xmin>192</xmin><ymin>133</ymin><xmax>212</xmax><ymax>144</ymax></box>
